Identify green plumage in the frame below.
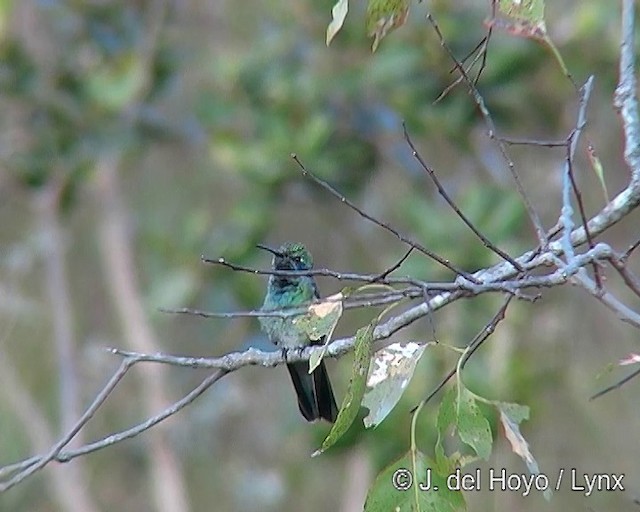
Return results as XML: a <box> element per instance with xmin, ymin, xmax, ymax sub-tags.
<box><xmin>258</xmin><ymin>242</ymin><xmax>338</xmax><ymax>423</ymax></box>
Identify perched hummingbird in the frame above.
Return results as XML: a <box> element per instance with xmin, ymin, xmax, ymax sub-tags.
<box><xmin>258</xmin><ymin>242</ymin><xmax>338</xmax><ymax>423</ymax></box>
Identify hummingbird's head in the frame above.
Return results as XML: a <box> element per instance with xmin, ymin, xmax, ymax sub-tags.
<box><xmin>257</xmin><ymin>242</ymin><xmax>313</xmax><ymax>271</ymax></box>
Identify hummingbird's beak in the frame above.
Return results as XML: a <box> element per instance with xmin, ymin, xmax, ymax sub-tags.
<box><xmin>256</xmin><ymin>244</ymin><xmax>283</xmax><ymax>257</ymax></box>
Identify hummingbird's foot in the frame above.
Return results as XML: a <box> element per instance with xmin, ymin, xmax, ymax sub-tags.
<box><xmin>281</xmin><ymin>347</ymin><xmax>305</xmax><ymax>363</ymax></box>
<box><xmin>293</xmin><ymin>346</ymin><xmax>305</xmax><ymax>360</ymax></box>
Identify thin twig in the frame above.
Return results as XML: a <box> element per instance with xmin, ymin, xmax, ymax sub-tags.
<box><xmin>499</xmin><ymin>137</ymin><xmax>568</xmax><ymax>148</ymax></box>
<box><xmin>474</xmin><ymin>1</ymin><xmax>495</xmax><ymax>85</ymax></box>
<box><xmin>115</xmin><ymin>277</ymin><xmax>574</xmax><ymax>383</ymax></box>
<box><xmin>403</xmin><ymin>123</ymin><xmax>523</xmax><ymax>272</ymax></box>
<box><xmin>434</xmin><ymin>36</ymin><xmax>487</xmax><ymax>104</ymax></box>
<box><xmin>290</xmin><ymin>153</ymin><xmax>481</xmax><ymax>283</ymax></box>
<box><xmin>412</xmin><ymin>294</ymin><xmax>513</xmax><ymax>411</ymax></box>
<box><xmin>1</xmin><ymin>369</ymin><xmax>226</xmax><ymax>486</ymax></box>
<box><xmin>371</xmin><ymin>247</ymin><xmax>414</xmax><ymax>281</ymax></box>
<box><xmin>421</xmin><ymin>286</ymin><xmax>439</xmax><ymax>343</ymax></box>
<box><xmin>58</xmin><ymin>370</ymin><xmax>226</xmax><ymax>462</ymax></box>
<box><xmin>4</xmin><ymin>238</ymin><xmax>640</xmax><ymax>486</ymax></box>
<box><xmin>203</xmin><ymin>255</ymin><xmax>425</xmax><ymax>287</ymax></box>
<box><xmin>567</xmin><ymin>258</ymin><xmax>640</xmax><ymax>329</ymax></box>
<box><xmin>179</xmin><ymin>244</ymin><xmax>631</xmax><ymax>324</ymax></box>
<box><xmin>601</xmin><ymin>253</ymin><xmax>640</xmax><ymax>298</ymax></box>
<box><xmin>0</xmin><ymin>360</ymin><xmax>133</xmax><ymax>491</ymax></box>
<box><xmin>427</xmin><ymin>13</ymin><xmax>547</xmax><ymax>246</ymax></box>
<box><xmin>622</xmin><ymin>237</ymin><xmax>640</xmax><ymax>262</ymax></box>
<box><xmin>160</xmin><ymin>288</ymin><xmax>425</xmax><ymax>320</ymax></box>
<box><xmin>560</xmin><ymin>77</ymin><xmax>602</xmax><ymax>289</ymax></box>
<box><xmin>590</xmin><ymin>365</ymin><xmax>640</xmax><ymax>400</ymax></box>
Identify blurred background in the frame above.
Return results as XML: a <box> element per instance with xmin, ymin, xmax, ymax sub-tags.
<box><xmin>1</xmin><ymin>0</ymin><xmax>640</xmax><ymax>510</ymax></box>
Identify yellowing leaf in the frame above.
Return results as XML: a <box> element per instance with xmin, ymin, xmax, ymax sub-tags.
<box><xmin>366</xmin><ymin>0</ymin><xmax>409</xmax><ymax>52</ymax></box>
<box><xmin>308</xmin><ymin>294</ymin><xmax>343</xmax><ymax>319</ymax></box>
<box><xmin>294</xmin><ymin>292</ymin><xmax>344</xmax><ymax>372</ymax></box>
<box><xmin>498</xmin><ymin>402</ymin><xmax>551</xmax><ymax>501</ymax></box>
<box><xmin>326</xmin><ymin>0</ymin><xmax>349</xmax><ymax>46</ymax></box>
<box><xmin>586</xmin><ymin>141</ymin><xmax>609</xmax><ymax>201</ymax></box>
<box><xmin>293</xmin><ymin>292</ymin><xmax>343</xmax><ymax>342</ymax></box>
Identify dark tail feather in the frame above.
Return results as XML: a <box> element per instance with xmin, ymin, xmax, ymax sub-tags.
<box><xmin>313</xmin><ymin>360</ymin><xmax>338</xmax><ymax>422</ymax></box>
<box><xmin>287</xmin><ymin>361</ymin><xmax>338</xmax><ymax>423</ymax></box>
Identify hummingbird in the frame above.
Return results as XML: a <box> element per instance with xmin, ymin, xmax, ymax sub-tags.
<box><xmin>258</xmin><ymin>242</ymin><xmax>338</xmax><ymax>423</ymax></box>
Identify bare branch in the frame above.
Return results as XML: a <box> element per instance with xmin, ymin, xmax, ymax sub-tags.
<box><xmin>412</xmin><ymin>294</ymin><xmax>513</xmax><ymax>411</ymax></box>
<box><xmin>590</xmin><ymin>365</ymin><xmax>640</xmax><ymax>401</ymax></box>
<box><xmin>371</xmin><ymin>247</ymin><xmax>414</xmax><ymax>281</ymax></box>
<box><xmin>498</xmin><ymin>137</ymin><xmax>568</xmax><ymax>148</ymax></box>
<box><xmin>622</xmin><ymin>237</ymin><xmax>640</xmax><ymax>262</ymax></box>
<box><xmin>403</xmin><ymin>123</ymin><xmax>524</xmax><ymax>272</ymax></box>
<box><xmin>161</xmin><ymin>288</ymin><xmax>425</xmax><ymax>319</ymax></box>
<box><xmin>568</xmin><ymin>261</ymin><xmax>640</xmax><ymax>329</ymax></box>
<box><xmin>427</xmin><ymin>13</ymin><xmax>547</xmax><ymax>246</ymax></box>
<box><xmin>4</xmin><ymin>235</ymin><xmax>640</xmax><ymax>491</ymax></box>
<box><xmin>290</xmin><ymin>153</ymin><xmax>481</xmax><ymax>283</ymax></box>
<box><xmin>204</xmin><ymin>254</ymin><xmax>425</xmax><ymax>287</ymax></box>
<box><xmin>0</xmin><ymin>360</ymin><xmax>132</xmax><ymax>491</ymax></box>
<box><xmin>434</xmin><ymin>35</ymin><xmax>488</xmax><ymax>104</ymax></box>
<box><xmin>615</xmin><ymin>0</ymin><xmax>640</xmax><ymax>182</ymax></box>
<box><xmin>559</xmin><ymin>77</ymin><xmax>602</xmax><ymax>288</ymax></box>
<box><xmin>1</xmin><ymin>366</ymin><xmax>226</xmax><ymax>488</ymax></box>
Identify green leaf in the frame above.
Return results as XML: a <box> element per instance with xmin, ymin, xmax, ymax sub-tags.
<box><xmin>362</xmin><ymin>341</ymin><xmax>427</xmax><ymax>428</ymax></box>
<box><xmin>365</xmin><ymin>0</ymin><xmax>409</xmax><ymax>52</ymax></box>
<box><xmin>364</xmin><ymin>451</ymin><xmax>465</xmax><ymax>512</ymax></box>
<box><xmin>313</xmin><ymin>322</ymin><xmax>374</xmax><ymax>456</ymax></box>
<box><xmin>435</xmin><ymin>387</ymin><xmax>458</xmax><ymax>474</ymax></box>
<box><xmin>456</xmin><ymin>387</ymin><xmax>493</xmax><ymax>461</ymax></box>
<box><xmin>436</xmin><ymin>386</ymin><xmax>493</xmax><ymax>464</ymax></box>
<box><xmin>326</xmin><ymin>0</ymin><xmax>349</xmax><ymax>46</ymax></box>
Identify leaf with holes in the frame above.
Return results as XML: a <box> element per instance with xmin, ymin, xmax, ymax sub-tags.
<box><xmin>362</xmin><ymin>341</ymin><xmax>427</xmax><ymax>428</ymax></box>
